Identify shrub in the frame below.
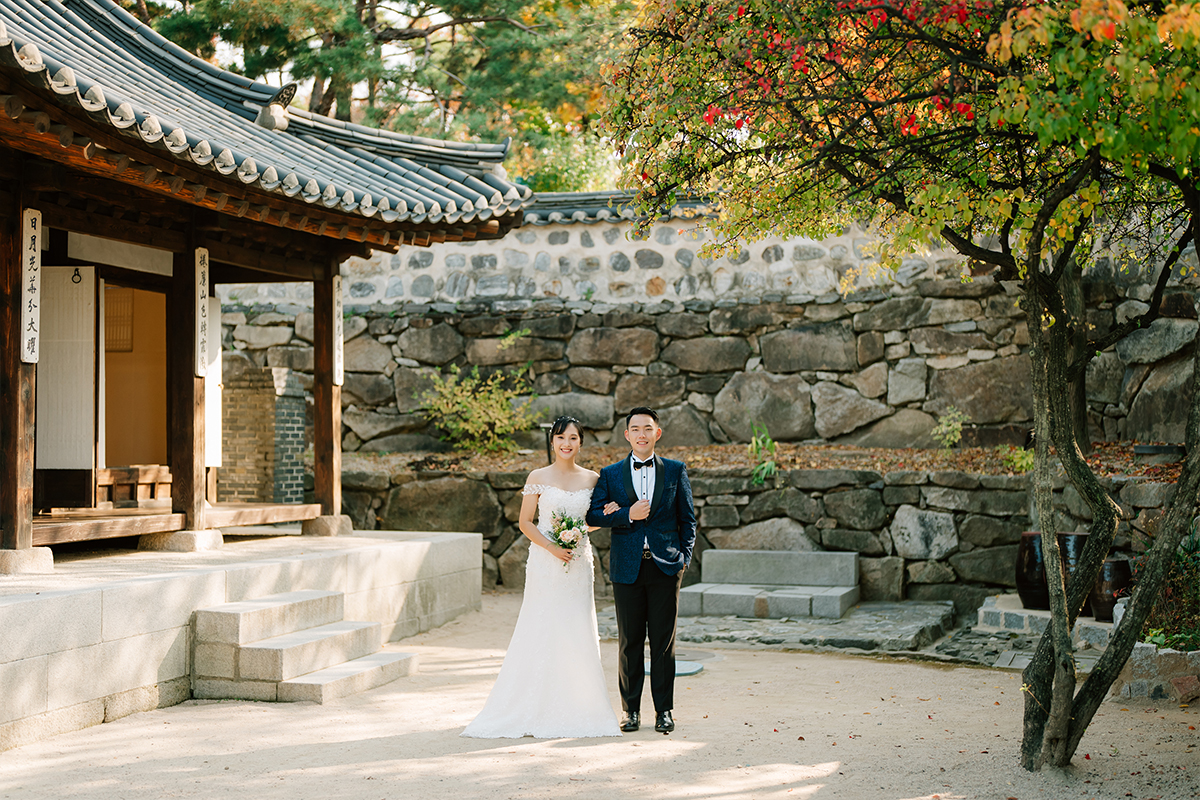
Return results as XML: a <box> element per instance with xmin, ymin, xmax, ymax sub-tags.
<box><xmin>748</xmin><ymin>423</ymin><xmax>777</xmax><ymax>486</ymax></box>
<box><xmin>932</xmin><ymin>406</ymin><xmax>968</xmax><ymax>452</ymax></box>
<box><xmin>419</xmin><ymin>365</ymin><xmax>539</xmax><ymax>453</ymax></box>
<box><xmin>997</xmin><ymin>444</ymin><xmax>1034</xmax><ymax>473</ymax></box>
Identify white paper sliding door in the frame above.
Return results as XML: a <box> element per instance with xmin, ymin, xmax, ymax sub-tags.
<box><xmin>205</xmin><ymin>296</ymin><xmax>222</xmax><ymax>468</ymax></box>
<box><xmin>35</xmin><ymin>267</ymin><xmax>96</xmax><ymax>469</ymax></box>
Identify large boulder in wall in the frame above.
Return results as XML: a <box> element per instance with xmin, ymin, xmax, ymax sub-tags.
<box><xmin>525</xmin><ymin>392</ymin><xmax>615</xmax><ymax>430</ymax></box>
<box><xmin>566</xmin><ymin>327</ymin><xmax>660</xmax><ymax>366</ymax></box>
<box><xmin>924</xmin><ymin>355</ymin><xmax>1032</xmax><ymax>424</ymax></box>
<box><xmin>381</xmin><ymin>477</ymin><xmax>503</xmax><ymax>536</ymax></box>
<box><xmin>1127</xmin><ymin>355</ymin><xmax>1192</xmax><ymax>444</ymax></box>
<box><xmin>713</xmin><ymin>372</ymin><xmax>815</xmax><ymax>442</ymax></box>
<box><xmin>1114</xmin><ymin>318</ymin><xmax>1197</xmax><ymax>364</ymax></box>
<box><xmin>657</xmin><ymin>404</ymin><xmax>714</xmax><ymax>448</ymax></box>
<box><xmin>759</xmin><ymin>320</ymin><xmax>857</xmax><ymax>372</ymax></box>
<box><xmin>836</xmin><ymin>409</ymin><xmax>937</xmax><ymax>449</ymax></box>
<box><xmin>812</xmin><ymin>381</ymin><xmax>890</xmax><ymax>438</ymax></box>
<box><xmin>706</xmin><ymin>517</ymin><xmax>822</xmax><ymax>551</ymax></box>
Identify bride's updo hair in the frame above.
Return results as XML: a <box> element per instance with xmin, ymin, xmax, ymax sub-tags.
<box><xmin>549</xmin><ymin>415</ymin><xmax>582</xmax><ymax>439</ymax></box>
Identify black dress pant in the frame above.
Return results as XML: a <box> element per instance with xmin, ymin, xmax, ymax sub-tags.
<box><xmin>612</xmin><ymin>556</ymin><xmax>683</xmax><ymax>714</ymax></box>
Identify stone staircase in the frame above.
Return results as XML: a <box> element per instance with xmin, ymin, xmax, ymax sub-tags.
<box><xmin>680</xmin><ymin>550</ymin><xmax>860</xmax><ymax>619</ymax></box>
<box><xmin>193</xmin><ymin>590</ymin><xmax>417</xmax><ymax>703</ymax></box>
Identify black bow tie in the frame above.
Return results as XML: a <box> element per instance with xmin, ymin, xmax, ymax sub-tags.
<box><xmin>633</xmin><ymin>458</ymin><xmax>655</xmax><ymax>470</ymax></box>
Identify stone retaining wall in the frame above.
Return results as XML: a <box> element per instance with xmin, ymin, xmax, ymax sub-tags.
<box><xmin>334</xmin><ymin>465</ymin><xmax>1172</xmax><ymax>619</ymax></box>
<box><xmin>219</xmin><ymin>269</ymin><xmax>1197</xmax><ymax>458</ymax></box>
<box><xmin>218</xmin><ymin>200</ymin><xmax>1200</xmax><ymax>453</ymax></box>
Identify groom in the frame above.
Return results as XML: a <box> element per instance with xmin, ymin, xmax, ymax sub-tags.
<box><xmin>588</xmin><ymin>407</ymin><xmax>696</xmax><ymax>734</ymax></box>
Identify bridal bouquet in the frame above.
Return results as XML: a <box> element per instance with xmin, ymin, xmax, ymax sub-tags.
<box><xmin>549</xmin><ymin>512</ymin><xmax>588</xmax><ymax>573</ymax></box>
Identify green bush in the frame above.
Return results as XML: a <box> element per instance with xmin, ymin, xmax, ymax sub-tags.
<box><xmin>932</xmin><ymin>406</ymin><xmax>968</xmax><ymax>453</ymax></box>
<box><xmin>997</xmin><ymin>444</ymin><xmax>1034</xmax><ymax>473</ymax></box>
<box><xmin>748</xmin><ymin>423</ymin><xmax>777</xmax><ymax>486</ymax></box>
<box><xmin>419</xmin><ymin>365</ymin><xmax>539</xmax><ymax>453</ymax></box>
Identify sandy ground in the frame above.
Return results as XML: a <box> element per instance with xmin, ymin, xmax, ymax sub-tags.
<box><xmin>1</xmin><ymin>593</ymin><xmax>1196</xmax><ymax>800</ymax></box>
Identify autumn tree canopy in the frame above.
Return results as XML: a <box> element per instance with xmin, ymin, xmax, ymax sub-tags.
<box><xmin>606</xmin><ymin>0</ymin><xmax>1200</xmax><ymax>771</ymax></box>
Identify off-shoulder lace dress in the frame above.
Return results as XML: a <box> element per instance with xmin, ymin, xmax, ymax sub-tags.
<box><xmin>461</xmin><ymin>484</ymin><xmax>620</xmax><ymax>739</ymax></box>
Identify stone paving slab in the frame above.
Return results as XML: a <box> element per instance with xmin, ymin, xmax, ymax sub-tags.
<box><xmin>598</xmin><ymin>600</ymin><xmax>955</xmax><ymax>653</ymax></box>
<box><xmin>933</xmin><ymin>626</ymin><xmax>1104</xmax><ymax>673</ymax></box>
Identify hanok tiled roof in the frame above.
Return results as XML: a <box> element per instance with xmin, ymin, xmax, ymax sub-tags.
<box><xmin>522</xmin><ymin>190</ymin><xmax>711</xmax><ymax>226</ymax></box>
<box><xmin>0</xmin><ymin>0</ymin><xmax>533</xmax><ymax>230</ymax></box>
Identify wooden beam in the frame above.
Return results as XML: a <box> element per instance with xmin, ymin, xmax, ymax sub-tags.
<box><xmin>167</xmin><ymin>249</ymin><xmax>206</xmax><ymax>530</ymax></box>
<box><xmin>200</xmin><ymin>238</ymin><xmax>324</xmax><ymax>281</ymax></box>
<box><xmin>205</xmin><ymin>503</ymin><xmax>322</xmax><ymax>528</ymax></box>
<box><xmin>312</xmin><ymin>270</ymin><xmax>341</xmax><ymax>517</ymax></box>
<box><xmin>37</xmin><ymin>199</ymin><xmax>189</xmax><ymax>253</ymax></box>
<box><xmin>0</xmin><ymin>182</ymin><xmax>35</xmax><ymax>549</ymax></box>
<box><xmin>32</xmin><ymin>512</ymin><xmax>187</xmax><ymax>546</ymax></box>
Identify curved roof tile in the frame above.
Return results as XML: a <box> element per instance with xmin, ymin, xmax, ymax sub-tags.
<box><xmin>0</xmin><ymin>0</ymin><xmax>533</xmax><ymax>228</ymax></box>
<box><xmin>522</xmin><ymin>190</ymin><xmax>710</xmax><ymax>226</ymax></box>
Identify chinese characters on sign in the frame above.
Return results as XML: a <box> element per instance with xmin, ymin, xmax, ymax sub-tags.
<box><xmin>332</xmin><ymin>274</ymin><xmax>344</xmax><ymax>386</ymax></box>
<box><xmin>195</xmin><ymin>248</ymin><xmax>209</xmax><ymax>377</ymax></box>
<box><xmin>20</xmin><ymin>209</ymin><xmax>41</xmax><ymax>363</ymax></box>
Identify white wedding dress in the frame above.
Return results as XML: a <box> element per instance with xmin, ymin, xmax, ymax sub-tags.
<box><xmin>462</xmin><ymin>484</ymin><xmax>621</xmax><ymax>739</ymax></box>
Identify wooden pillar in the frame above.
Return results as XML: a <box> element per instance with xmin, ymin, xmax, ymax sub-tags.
<box><xmin>313</xmin><ymin>268</ymin><xmax>341</xmax><ymax>516</ymax></box>
<box><xmin>0</xmin><ymin>194</ymin><xmax>35</xmax><ymax>549</ymax></box>
<box><xmin>167</xmin><ymin>249</ymin><xmax>206</xmax><ymax>530</ymax></box>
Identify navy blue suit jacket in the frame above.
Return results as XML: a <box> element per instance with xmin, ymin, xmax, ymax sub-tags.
<box><xmin>586</xmin><ymin>455</ymin><xmax>697</xmax><ymax>585</ymax></box>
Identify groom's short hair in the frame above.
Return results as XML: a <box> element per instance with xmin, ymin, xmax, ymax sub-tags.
<box><xmin>626</xmin><ymin>407</ymin><xmax>660</xmax><ymax>427</ymax></box>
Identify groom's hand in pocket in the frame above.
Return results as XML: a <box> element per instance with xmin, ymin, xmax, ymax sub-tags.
<box><xmin>629</xmin><ymin>499</ymin><xmax>651</xmax><ymax>521</ymax></box>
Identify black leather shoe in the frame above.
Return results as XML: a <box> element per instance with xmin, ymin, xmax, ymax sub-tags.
<box><xmin>620</xmin><ymin>712</ymin><xmax>640</xmax><ymax>732</ymax></box>
<box><xmin>655</xmin><ymin>710</ymin><xmax>674</xmax><ymax>733</ymax></box>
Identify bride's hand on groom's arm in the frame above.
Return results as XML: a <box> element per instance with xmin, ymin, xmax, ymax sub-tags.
<box><xmin>587</xmin><ymin>502</ymin><xmax>622</xmax><ymax>531</ymax></box>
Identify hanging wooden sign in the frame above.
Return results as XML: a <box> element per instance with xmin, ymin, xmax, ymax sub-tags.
<box><xmin>332</xmin><ymin>274</ymin><xmax>344</xmax><ymax>386</ymax></box>
<box><xmin>195</xmin><ymin>247</ymin><xmax>209</xmax><ymax>377</ymax></box>
<box><xmin>20</xmin><ymin>209</ymin><xmax>41</xmax><ymax>363</ymax></box>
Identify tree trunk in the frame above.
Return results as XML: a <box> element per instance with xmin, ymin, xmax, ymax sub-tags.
<box><xmin>333</xmin><ymin>81</ymin><xmax>353</xmax><ymax>121</ymax></box>
<box><xmin>1062</xmin><ymin>260</ymin><xmax>1092</xmax><ymax>453</ymax></box>
<box><xmin>309</xmin><ymin>75</ymin><xmax>326</xmax><ymax>113</ymax></box>
<box><xmin>1056</xmin><ymin>319</ymin><xmax>1200</xmax><ymax>759</ymax></box>
<box><xmin>1020</xmin><ymin>265</ymin><xmax>1200</xmax><ymax>769</ymax></box>
<box><xmin>134</xmin><ymin>0</ymin><xmax>151</xmax><ymax>23</ymax></box>
<box><xmin>1019</xmin><ymin>280</ymin><xmax>1078</xmax><ymax>769</ymax></box>
<box><xmin>316</xmin><ymin>74</ymin><xmax>341</xmax><ymax>117</ymax></box>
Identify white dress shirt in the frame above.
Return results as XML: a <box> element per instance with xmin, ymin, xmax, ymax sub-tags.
<box><xmin>629</xmin><ymin>454</ymin><xmax>655</xmax><ymax>549</ymax></box>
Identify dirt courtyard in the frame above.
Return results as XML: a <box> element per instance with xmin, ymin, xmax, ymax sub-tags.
<box><xmin>0</xmin><ymin>592</ymin><xmax>1195</xmax><ymax>800</ymax></box>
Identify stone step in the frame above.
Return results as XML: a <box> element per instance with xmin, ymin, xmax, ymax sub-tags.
<box><xmin>195</xmin><ymin>590</ymin><xmax>345</xmax><ymax>645</ymax></box>
<box><xmin>701</xmin><ymin>550</ymin><xmax>859</xmax><ymax>587</ymax></box>
<box><xmin>680</xmin><ymin>583</ymin><xmax>860</xmax><ymax>619</ymax></box>
<box><xmin>277</xmin><ymin>651</ymin><xmax>420</xmax><ymax>704</ymax></box>
<box><xmin>238</xmin><ymin>621</ymin><xmax>382</xmax><ymax>682</ymax></box>
<box><xmin>976</xmin><ymin>593</ymin><xmax>1113</xmax><ymax>650</ymax></box>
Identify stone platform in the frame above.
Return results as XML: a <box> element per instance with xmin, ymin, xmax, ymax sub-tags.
<box><xmin>0</xmin><ymin>528</ymin><xmax>481</xmax><ymax>752</ymax></box>
<box><xmin>602</xmin><ymin>600</ymin><xmax>956</xmax><ymax>653</ymax></box>
<box><xmin>975</xmin><ymin>593</ymin><xmax>1114</xmax><ymax>650</ymax></box>
<box><xmin>680</xmin><ymin>550</ymin><xmax>860</xmax><ymax>620</ymax></box>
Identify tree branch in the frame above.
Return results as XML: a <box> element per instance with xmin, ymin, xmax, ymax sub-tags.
<box><xmin>1065</xmin><ymin>226</ymin><xmax>1193</xmax><ymax>381</ymax></box>
<box><xmin>375</xmin><ymin>16</ymin><xmax>534</xmax><ymax>44</ymax></box>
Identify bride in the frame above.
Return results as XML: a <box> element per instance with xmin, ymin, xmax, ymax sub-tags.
<box><xmin>462</xmin><ymin>416</ymin><xmax>621</xmax><ymax>739</ymax></box>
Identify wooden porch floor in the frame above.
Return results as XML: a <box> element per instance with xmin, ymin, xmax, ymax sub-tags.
<box><xmin>32</xmin><ymin>503</ymin><xmax>323</xmax><ymax>546</ymax></box>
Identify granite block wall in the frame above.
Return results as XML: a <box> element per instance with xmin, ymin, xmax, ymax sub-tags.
<box><xmin>330</xmin><ymin>465</ymin><xmax>1170</xmax><ymax>618</ymax></box>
